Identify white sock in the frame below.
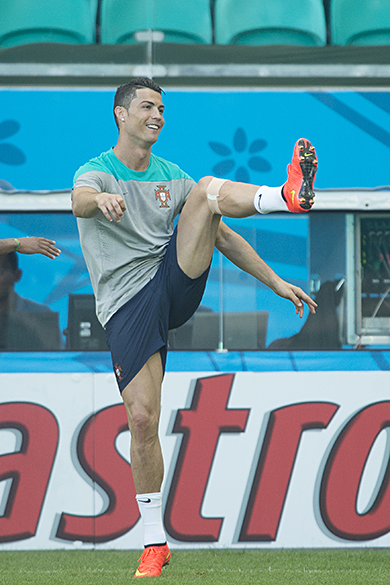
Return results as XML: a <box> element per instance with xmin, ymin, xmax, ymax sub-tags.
<box><xmin>136</xmin><ymin>492</ymin><xmax>166</xmax><ymax>547</ymax></box>
<box><xmin>253</xmin><ymin>185</ymin><xmax>288</xmax><ymax>214</ymax></box>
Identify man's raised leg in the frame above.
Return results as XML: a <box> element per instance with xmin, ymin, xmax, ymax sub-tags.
<box><xmin>176</xmin><ymin>137</ymin><xmax>317</xmax><ymax>280</ymax></box>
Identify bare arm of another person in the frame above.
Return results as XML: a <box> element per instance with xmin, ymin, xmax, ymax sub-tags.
<box><xmin>0</xmin><ymin>237</ymin><xmax>61</xmax><ymax>259</ymax></box>
<box><xmin>72</xmin><ymin>187</ymin><xmax>127</xmax><ymax>222</ymax></box>
<box><xmin>215</xmin><ymin>221</ymin><xmax>317</xmax><ymax>318</ymax></box>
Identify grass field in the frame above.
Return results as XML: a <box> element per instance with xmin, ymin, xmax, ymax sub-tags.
<box><xmin>0</xmin><ymin>548</ymin><xmax>390</xmax><ymax>585</ymax></box>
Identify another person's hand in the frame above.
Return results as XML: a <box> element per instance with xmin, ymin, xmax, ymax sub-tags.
<box><xmin>18</xmin><ymin>237</ymin><xmax>61</xmax><ymax>259</ymax></box>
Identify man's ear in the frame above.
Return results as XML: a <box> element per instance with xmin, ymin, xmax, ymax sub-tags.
<box><xmin>114</xmin><ymin>106</ymin><xmax>125</xmax><ymax>122</ymax></box>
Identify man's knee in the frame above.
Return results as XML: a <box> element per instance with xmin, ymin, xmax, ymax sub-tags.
<box><xmin>123</xmin><ymin>390</ymin><xmax>160</xmax><ymax>439</ymax></box>
<box><xmin>196</xmin><ymin>176</ymin><xmax>228</xmax><ymax>215</ymax></box>
<box><xmin>127</xmin><ymin>406</ymin><xmax>159</xmax><ymax>440</ymax></box>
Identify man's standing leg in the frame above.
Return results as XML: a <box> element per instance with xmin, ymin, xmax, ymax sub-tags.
<box><xmin>121</xmin><ymin>351</ymin><xmax>171</xmax><ymax>578</ymax></box>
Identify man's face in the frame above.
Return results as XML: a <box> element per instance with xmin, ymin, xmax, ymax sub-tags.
<box><xmin>0</xmin><ymin>256</ymin><xmax>20</xmax><ymax>304</ymax></box>
<box><xmin>123</xmin><ymin>88</ymin><xmax>165</xmax><ymax>147</ymax></box>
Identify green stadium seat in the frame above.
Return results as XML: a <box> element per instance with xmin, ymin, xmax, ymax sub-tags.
<box><xmin>0</xmin><ymin>0</ymin><xmax>95</xmax><ymax>48</ymax></box>
<box><xmin>87</xmin><ymin>0</ymin><xmax>100</xmax><ymax>22</ymax></box>
<box><xmin>100</xmin><ymin>0</ymin><xmax>212</xmax><ymax>44</ymax></box>
<box><xmin>331</xmin><ymin>0</ymin><xmax>390</xmax><ymax>45</ymax></box>
<box><xmin>214</xmin><ymin>0</ymin><xmax>327</xmax><ymax>45</ymax></box>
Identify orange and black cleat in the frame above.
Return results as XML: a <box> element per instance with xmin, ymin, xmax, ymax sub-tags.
<box><xmin>134</xmin><ymin>544</ymin><xmax>171</xmax><ymax>578</ymax></box>
<box><xmin>282</xmin><ymin>138</ymin><xmax>318</xmax><ymax>212</ymax></box>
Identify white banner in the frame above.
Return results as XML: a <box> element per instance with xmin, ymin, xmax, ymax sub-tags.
<box><xmin>1</xmin><ymin>371</ymin><xmax>390</xmax><ymax>550</ymax></box>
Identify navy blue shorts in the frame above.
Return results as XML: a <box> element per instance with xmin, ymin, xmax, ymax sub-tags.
<box><xmin>104</xmin><ymin>227</ymin><xmax>210</xmax><ymax>392</ymax></box>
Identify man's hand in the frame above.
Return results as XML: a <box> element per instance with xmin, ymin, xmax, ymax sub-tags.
<box><xmin>72</xmin><ymin>187</ymin><xmax>126</xmax><ymax>221</ymax></box>
<box><xmin>273</xmin><ymin>280</ymin><xmax>317</xmax><ymax>318</ymax></box>
<box><xmin>18</xmin><ymin>237</ymin><xmax>61</xmax><ymax>259</ymax></box>
<box><xmin>95</xmin><ymin>192</ymin><xmax>127</xmax><ymax>223</ymax></box>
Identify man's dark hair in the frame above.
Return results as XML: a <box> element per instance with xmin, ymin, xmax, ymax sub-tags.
<box><xmin>113</xmin><ymin>78</ymin><xmax>165</xmax><ymax>128</ymax></box>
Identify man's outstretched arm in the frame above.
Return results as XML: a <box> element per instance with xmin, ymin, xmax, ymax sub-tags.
<box><xmin>72</xmin><ymin>187</ymin><xmax>126</xmax><ymax>223</ymax></box>
<box><xmin>215</xmin><ymin>221</ymin><xmax>317</xmax><ymax>318</ymax></box>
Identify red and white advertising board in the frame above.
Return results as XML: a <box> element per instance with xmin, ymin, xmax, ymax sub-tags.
<box><xmin>1</xmin><ymin>370</ymin><xmax>390</xmax><ymax>550</ymax></box>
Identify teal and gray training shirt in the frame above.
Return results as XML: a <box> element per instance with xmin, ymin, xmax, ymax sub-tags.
<box><xmin>73</xmin><ymin>148</ymin><xmax>196</xmax><ymax>327</ymax></box>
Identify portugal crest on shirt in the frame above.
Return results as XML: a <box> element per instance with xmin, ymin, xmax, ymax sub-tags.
<box><xmin>155</xmin><ymin>185</ymin><xmax>171</xmax><ymax>208</ymax></box>
<box><xmin>114</xmin><ymin>363</ymin><xmax>123</xmax><ymax>381</ymax></box>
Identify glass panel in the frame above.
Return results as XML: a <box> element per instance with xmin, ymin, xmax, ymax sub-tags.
<box><xmin>0</xmin><ymin>212</ymin><xmax>92</xmax><ymax>351</ymax></box>
<box><xmin>2</xmin><ymin>209</ymin><xmax>389</xmax><ymax>352</ymax></box>
<box><xmin>197</xmin><ymin>213</ymin><xmax>311</xmax><ymax>350</ymax></box>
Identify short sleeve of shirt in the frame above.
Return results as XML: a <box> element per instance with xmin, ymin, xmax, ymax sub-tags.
<box><xmin>73</xmin><ymin>171</ymin><xmax>105</xmax><ymax>193</ymax></box>
<box><xmin>73</xmin><ymin>156</ymin><xmax>114</xmax><ymax>193</ymax></box>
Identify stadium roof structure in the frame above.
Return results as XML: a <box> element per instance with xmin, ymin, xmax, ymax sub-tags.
<box><xmin>0</xmin><ymin>43</ymin><xmax>389</xmax><ymax>88</ymax></box>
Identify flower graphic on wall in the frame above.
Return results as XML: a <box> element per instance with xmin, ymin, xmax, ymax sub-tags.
<box><xmin>0</xmin><ymin>120</ymin><xmax>26</xmax><ymax>166</ymax></box>
<box><xmin>209</xmin><ymin>127</ymin><xmax>271</xmax><ymax>183</ymax></box>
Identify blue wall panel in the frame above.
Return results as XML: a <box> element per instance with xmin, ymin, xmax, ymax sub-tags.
<box><xmin>0</xmin><ymin>89</ymin><xmax>389</xmax><ymax>190</ymax></box>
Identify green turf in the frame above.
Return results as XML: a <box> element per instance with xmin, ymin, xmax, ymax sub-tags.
<box><xmin>0</xmin><ymin>548</ymin><xmax>389</xmax><ymax>584</ymax></box>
